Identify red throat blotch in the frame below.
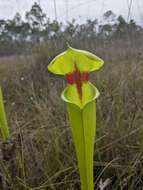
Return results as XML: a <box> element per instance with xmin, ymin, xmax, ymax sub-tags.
<box><xmin>65</xmin><ymin>63</ymin><xmax>89</xmax><ymax>99</ymax></box>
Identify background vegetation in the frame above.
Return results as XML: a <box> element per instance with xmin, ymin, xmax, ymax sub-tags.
<box><xmin>0</xmin><ymin>2</ymin><xmax>143</xmax><ymax>190</ymax></box>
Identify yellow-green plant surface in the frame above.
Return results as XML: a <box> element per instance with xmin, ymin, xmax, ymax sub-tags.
<box><xmin>48</xmin><ymin>46</ymin><xmax>104</xmax><ymax>190</ymax></box>
<box><xmin>0</xmin><ymin>86</ymin><xmax>10</xmax><ymax>141</ymax></box>
<box><xmin>62</xmin><ymin>83</ymin><xmax>99</xmax><ymax>190</ymax></box>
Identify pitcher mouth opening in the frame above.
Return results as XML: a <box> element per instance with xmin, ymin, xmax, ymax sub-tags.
<box><xmin>61</xmin><ymin>82</ymin><xmax>100</xmax><ymax>109</ymax></box>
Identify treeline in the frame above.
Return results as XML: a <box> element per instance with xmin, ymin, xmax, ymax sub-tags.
<box><xmin>0</xmin><ymin>2</ymin><xmax>142</xmax><ymax>56</ymax></box>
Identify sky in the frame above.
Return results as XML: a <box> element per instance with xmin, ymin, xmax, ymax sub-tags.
<box><xmin>0</xmin><ymin>0</ymin><xmax>143</xmax><ymax>24</ymax></box>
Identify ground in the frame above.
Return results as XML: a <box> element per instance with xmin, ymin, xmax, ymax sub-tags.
<box><xmin>0</xmin><ymin>44</ymin><xmax>143</xmax><ymax>189</ymax></box>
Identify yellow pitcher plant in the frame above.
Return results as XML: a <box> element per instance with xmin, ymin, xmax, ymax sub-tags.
<box><xmin>0</xmin><ymin>86</ymin><xmax>10</xmax><ymax>141</ymax></box>
<box><xmin>48</xmin><ymin>45</ymin><xmax>104</xmax><ymax>190</ymax></box>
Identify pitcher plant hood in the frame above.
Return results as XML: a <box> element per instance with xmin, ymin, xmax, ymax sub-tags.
<box><xmin>48</xmin><ymin>45</ymin><xmax>104</xmax><ymax>109</ymax></box>
<box><xmin>48</xmin><ymin>46</ymin><xmax>104</xmax><ymax>75</ymax></box>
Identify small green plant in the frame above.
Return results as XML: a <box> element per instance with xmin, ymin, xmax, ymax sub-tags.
<box><xmin>48</xmin><ymin>45</ymin><xmax>104</xmax><ymax>190</ymax></box>
<box><xmin>0</xmin><ymin>86</ymin><xmax>10</xmax><ymax>141</ymax></box>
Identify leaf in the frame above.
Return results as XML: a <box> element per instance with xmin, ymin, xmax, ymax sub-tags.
<box><xmin>48</xmin><ymin>46</ymin><xmax>104</xmax><ymax>75</ymax></box>
<box><xmin>62</xmin><ymin>84</ymin><xmax>99</xmax><ymax>190</ymax></box>
<box><xmin>0</xmin><ymin>86</ymin><xmax>10</xmax><ymax>141</ymax></box>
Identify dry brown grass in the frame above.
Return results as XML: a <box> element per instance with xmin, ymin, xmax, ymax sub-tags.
<box><xmin>0</xmin><ymin>55</ymin><xmax>35</xmax><ymax>81</ymax></box>
<box><xmin>0</xmin><ymin>43</ymin><xmax>143</xmax><ymax>189</ymax></box>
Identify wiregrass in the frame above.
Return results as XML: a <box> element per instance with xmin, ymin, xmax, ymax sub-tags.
<box><xmin>0</xmin><ymin>44</ymin><xmax>143</xmax><ymax>189</ymax></box>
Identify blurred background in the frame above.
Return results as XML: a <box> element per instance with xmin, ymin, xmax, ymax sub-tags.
<box><xmin>0</xmin><ymin>0</ymin><xmax>143</xmax><ymax>190</ymax></box>
<box><xmin>0</xmin><ymin>0</ymin><xmax>143</xmax><ymax>55</ymax></box>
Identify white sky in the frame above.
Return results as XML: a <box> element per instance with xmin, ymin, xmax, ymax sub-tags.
<box><xmin>0</xmin><ymin>0</ymin><xmax>143</xmax><ymax>24</ymax></box>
